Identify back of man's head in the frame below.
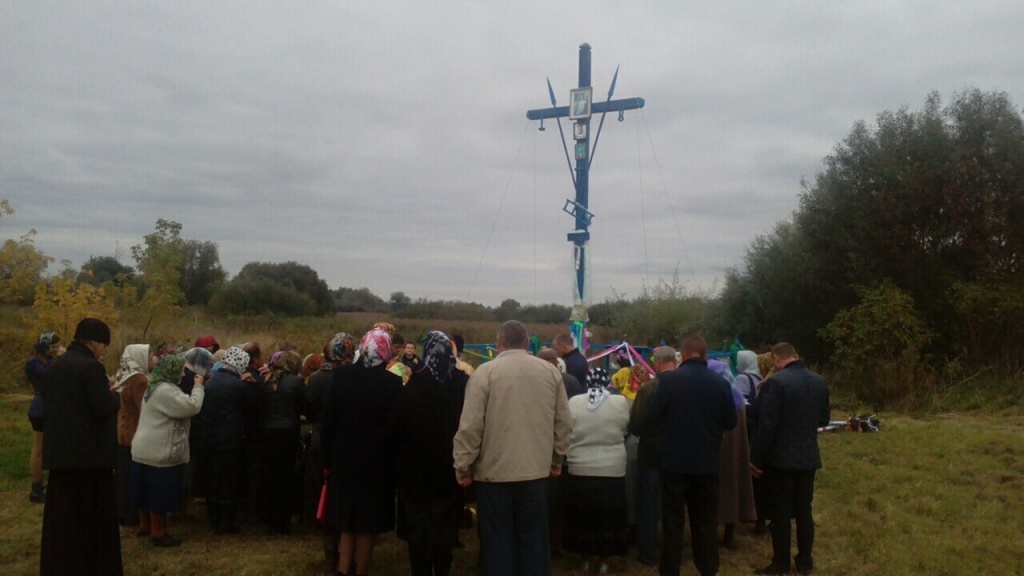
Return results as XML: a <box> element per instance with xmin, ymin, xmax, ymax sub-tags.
<box><xmin>537</xmin><ymin>347</ymin><xmax>559</xmax><ymax>366</ymax></box>
<box><xmin>552</xmin><ymin>333</ymin><xmax>573</xmax><ymax>351</ymax></box>
<box><xmin>498</xmin><ymin>321</ymin><xmax>529</xmax><ymax>350</ymax></box>
<box><xmin>679</xmin><ymin>334</ymin><xmax>708</xmax><ymax>360</ymax></box>
<box><xmin>652</xmin><ymin>346</ymin><xmax>678</xmax><ymax>371</ymax></box>
<box><xmin>771</xmin><ymin>342</ymin><xmax>798</xmax><ymax>361</ymax></box>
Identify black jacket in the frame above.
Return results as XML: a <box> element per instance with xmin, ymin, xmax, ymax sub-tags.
<box><xmin>750</xmin><ymin>361</ymin><xmax>830</xmax><ymax>471</ymax></box>
<box><xmin>646</xmin><ymin>358</ymin><xmax>737</xmax><ymax>475</ymax></box>
<box><xmin>562</xmin><ymin>348</ymin><xmax>589</xmax><ymax>384</ymax></box>
<box><xmin>387</xmin><ymin>368</ymin><xmax>468</xmax><ymax>504</ymax></box>
<box><xmin>200</xmin><ymin>368</ymin><xmax>259</xmax><ymax>451</ymax></box>
<box><xmin>263</xmin><ymin>373</ymin><xmax>305</xmax><ymax>431</ymax></box>
<box><xmin>629</xmin><ymin>375</ymin><xmax>665</xmax><ymax>469</ymax></box>
<box><xmin>41</xmin><ymin>342</ymin><xmax>120</xmax><ymax>470</ymax></box>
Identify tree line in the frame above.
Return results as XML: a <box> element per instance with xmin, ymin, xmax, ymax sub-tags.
<box><xmin>4</xmin><ymin>87</ymin><xmax>1022</xmax><ymax>406</ymax></box>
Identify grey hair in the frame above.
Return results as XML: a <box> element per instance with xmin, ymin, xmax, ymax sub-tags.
<box><xmin>498</xmin><ymin>320</ymin><xmax>529</xmax><ymax>349</ymax></box>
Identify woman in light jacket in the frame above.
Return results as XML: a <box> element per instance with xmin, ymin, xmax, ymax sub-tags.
<box><xmin>563</xmin><ymin>367</ymin><xmax>631</xmax><ymax>573</ymax></box>
<box><xmin>130</xmin><ymin>353</ymin><xmax>205</xmax><ymax>547</ymax></box>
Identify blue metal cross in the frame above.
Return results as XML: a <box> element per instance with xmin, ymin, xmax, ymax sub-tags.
<box><xmin>526</xmin><ymin>43</ymin><xmax>645</xmax><ymax>323</ymax></box>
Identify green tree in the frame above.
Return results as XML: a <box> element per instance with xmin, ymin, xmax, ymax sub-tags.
<box><xmin>719</xmin><ymin>88</ymin><xmax>1024</xmax><ymax>369</ymax></box>
<box><xmin>180</xmin><ymin>240</ymin><xmax>227</xmax><ymax>305</ymax></box>
<box><xmin>210</xmin><ymin>260</ymin><xmax>333</xmax><ymax>317</ymax></box>
<box><xmin>494</xmin><ymin>298</ymin><xmax>522</xmax><ymax>321</ymax></box>
<box><xmin>603</xmin><ymin>274</ymin><xmax>711</xmax><ymax>345</ymax></box>
<box><xmin>821</xmin><ymin>280</ymin><xmax>933</xmax><ymax>407</ymax></box>
<box><xmin>78</xmin><ymin>255</ymin><xmax>135</xmax><ymax>287</ymax></box>
<box><xmin>389</xmin><ymin>291</ymin><xmax>411</xmax><ymax>313</ymax></box>
<box><xmin>128</xmin><ymin>219</ymin><xmax>185</xmax><ymax>337</ymax></box>
<box><xmin>334</xmin><ymin>287</ymin><xmax>389</xmax><ymax>313</ymax></box>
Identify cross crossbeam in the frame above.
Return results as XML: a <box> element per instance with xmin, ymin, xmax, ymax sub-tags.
<box><xmin>525</xmin><ymin>97</ymin><xmax>645</xmax><ymax>121</ymax></box>
<box><xmin>525</xmin><ymin>43</ymin><xmax>644</xmax><ymax>324</ymax></box>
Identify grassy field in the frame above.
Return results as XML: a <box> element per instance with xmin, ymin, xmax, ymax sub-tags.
<box><xmin>2</xmin><ymin>391</ymin><xmax>1022</xmax><ymax>575</ymax></box>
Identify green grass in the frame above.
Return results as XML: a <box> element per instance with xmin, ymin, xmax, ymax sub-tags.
<box><xmin>3</xmin><ymin>392</ymin><xmax>1023</xmax><ymax>575</ymax></box>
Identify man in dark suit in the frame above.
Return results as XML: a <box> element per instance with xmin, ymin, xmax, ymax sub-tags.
<box><xmin>647</xmin><ymin>334</ymin><xmax>736</xmax><ymax>576</ymax></box>
<box><xmin>750</xmin><ymin>343</ymin><xmax>831</xmax><ymax>575</ymax></box>
<box><xmin>553</xmin><ymin>332</ymin><xmax>589</xmax><ymax>385</ymax></box>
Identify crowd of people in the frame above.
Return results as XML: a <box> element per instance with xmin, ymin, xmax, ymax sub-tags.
<box><xmin>30</xmin><ymin>317</ymin><xmax>829</xmax><ymax>576</ymax></box>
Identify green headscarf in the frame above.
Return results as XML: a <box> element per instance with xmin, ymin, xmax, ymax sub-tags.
<box><xmin>146</xmin><ymin>354</ymin><xmax>186</xmax><ymax>400</ymax></box>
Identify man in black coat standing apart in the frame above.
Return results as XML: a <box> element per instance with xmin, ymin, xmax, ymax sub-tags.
<box><xmin>750</xmin><ymin>342</ymin><xmax>830</xmax><ymax>575</ymax></box>
<box><xmin>40</xmin><ymin>318</ymin><xmax>122</xmax><ymax>576</ymax></box>
<box><xmin>647</xmin><ymin>334</ymin><xmax>736</xmax><ymax>576</ymax></box>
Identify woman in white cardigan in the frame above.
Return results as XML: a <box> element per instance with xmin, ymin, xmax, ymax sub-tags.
<box><xmin>130</xmin><ymin>353</ymin><xmax>205</xmax><ymax>547</ymax></box>
<box><xmin>563</xmin><ymin>367</ymin><xmax>631</xmax><ymax>573</ymax></box>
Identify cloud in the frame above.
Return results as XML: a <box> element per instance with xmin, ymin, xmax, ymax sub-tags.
<box><xmin>3</xmin><ymin>1</ymin><xmax>1023</xmax><ymax>307</ymax></box>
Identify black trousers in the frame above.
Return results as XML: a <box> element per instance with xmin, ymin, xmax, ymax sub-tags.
<box><xmin>765</xmin><ymin>468</ymin><xmax>816</xmax><ymax>572</ymax></box>
<box><xmin>659</xmin><ymin>471</ymin><xmax>719</xmax><ymax>576</ymax></box>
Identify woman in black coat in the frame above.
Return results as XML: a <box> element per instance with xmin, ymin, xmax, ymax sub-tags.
<box><xmin>198</xmin><ymin>346</ymin><xmax>258</xmax><ymax>534</ymax></box>
<box><xmin>388</xmin><ymin>331</ymin><xmax>468</xmax><ymax>576</ymax></box>
<box><xmin>321</xmin><ymin>327</ymin><xmax>403</xmax><ymax>576</ymax></box>
<box><xmin>257</xmin><ymin>350</ymin><xmax>306</xmax><ymax>534</ymax></box>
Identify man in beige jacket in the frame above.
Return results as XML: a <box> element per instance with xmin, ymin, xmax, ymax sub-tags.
<box><xmin>454</xmin><ymin>320</ymin><xmax>573</xmax><ymax>576</ymax></box>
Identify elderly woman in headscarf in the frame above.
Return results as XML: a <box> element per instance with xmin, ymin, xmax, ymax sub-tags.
<box><xmin>199</xmin><ymin>345</ymin><xmax>257</xmax><ymax>534</ymax></box>
<box><xmin>129</xmin><ymin>353</ymin><xmax>205</xmax><ymax>547</ymax></box>
<box><xmin>114</xmin><ymin>344</ymin><xmax>154</xmax><ymax>525</ymax></box>
<box><xmin>735</xmin><ymin>350</ymin><xmax>763</xmax><ymax>405</ymax></box>
<box><xmin>388</xmin><ymin>331</ymin><xmax>469</xmax><ymax>576</ymax></box>
<box><xmin>179</xmin><ymin>347</ymin><xmax>215</xmax><ymax>511</ymax></box>
<box><xmin>305</xmin><ymin>333</ymin><xmax>356</xmax><ymax>571</ymax></box>
<box><xmin>257</xmin><ymin>350</ymin><xmax>305</xmax><ymax>534</ymax></box>
<box><xmin>321</xmin><ymin>327</ymin><xmax>403</xmax><ymax>576</ymax></box>
<box><xmin>563</xmin><ymin>366</ymin><xmax>631</xmax><ymax>574</ymax></box>
<box><xmin>708</xmin><ymin>359</ymin><xmax>756</xmax><ymax>550</ymax></box>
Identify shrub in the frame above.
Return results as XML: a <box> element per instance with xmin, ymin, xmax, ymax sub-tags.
<box><xmin>821</xmin><ymin>279</ymin><xmax>933</xmax><ymax>408</ymax></box>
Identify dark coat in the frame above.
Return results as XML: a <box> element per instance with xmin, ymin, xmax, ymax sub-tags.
<box><xmin>562</xmin><ymin>348</ymin><xmax>589</xmax><ymax>385</ymax></box>
<box><xmin>562</xmin><ymin>372</ymin><xmax>586</xmax><ymax>399</ymax></box>
<box><xmin>27</xmin><ymin>356</ymin><xmax>48</xmax><ymax>419</ymax></box>
<box><xmin>305</xmin><ymin>368</ymin><xmax>334</xmax><ymax>429</ymax></box>
<box><xmin>629</xmin><ymin>375</ymin><xmax>666</xmax><ymax>469</ymax></box>
<box><xmin>388</xmin><ymin>368</ymin><xmax>467</xmax><ymax>505</ymax></box>
<box><xmin>41</xmin><ymin>342</ymin><xmax>120</xmax><ymax>470</ymax></box>
<box><xmin>263</xmin><ymin>373</ymin><xmax>305</xmax><ymax>431</ymax></box>
<box><xmin>321</xmin><ymin>362</ymin><xmax>403</xmax><ymax>533</ymax></box>
<box><xmin>646</xmin><ymin>358</ymin><xmax>737</xmax><ymax>475</ymax></box>
<box><xmin>750</xmin><ymin>361</ymin><xmax>830</xmax><ymax>471</ymax></box>
<box><xmin>200</xmin><ymin>368</ymin><xmax>259</xmax><ymax>452</ymax></box>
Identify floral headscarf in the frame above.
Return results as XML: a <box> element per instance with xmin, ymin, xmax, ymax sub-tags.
<box><xmin>115</xmin><ymin>344</ymin><xmax>150</xmax><ymax>387</ymax></box>
<box><xmin>267</xmin><ymin>350</ymin><xmax>302</xmax><ymax>391</ymax></box>
<box><xmin>422</xmin><ymin>330</ymin><xmax>456</xmax><ymax>383</ymax></box>
<box><xmin>146</xmin><ymin>354</ymin><xmax>186</xmax><ymax>399</ymax></box>
<box><xmin>221</xmin><ymin>346</ymin><xmax>251</xmax><ymax>375</ymax></box>
<box><xmin>359</xmin><ymin>328</ymin><xmax>393</xmax><ymax>368</ymax></box>
<box><xmin>584</xmin><ymin>367</ymin><xmax>612</xmax><ymax>411</ymax></box>
<box><xmin>301</xmin><ymin>353</ymin><xmax>324</xmax><ymax>380</ymax></box>
<box><xmin>321</xmin><ymin>332</ymin><xmax>355</xmax><ymax>370</ymax></box>
<box><xmin>183</xmin><ymin>347</ymin><xmax>215</xmax><ymax>378</ymax></box>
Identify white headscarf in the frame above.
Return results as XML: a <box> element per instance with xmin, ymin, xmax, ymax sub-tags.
<box><xmin>221</xmin><ymin>346</ymin><xmax>250</xmax><ymax>375</ymax></box>
<box><xmin>115</xmin><ymin>344</ymin><xmax>150</xmax><ymax>386</ymax></box>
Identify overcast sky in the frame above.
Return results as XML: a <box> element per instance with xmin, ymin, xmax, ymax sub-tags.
<box><xmin>3</xmin><ymin>2</ymin><xmax>1022</xmax><ymax>307</ymax></box>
